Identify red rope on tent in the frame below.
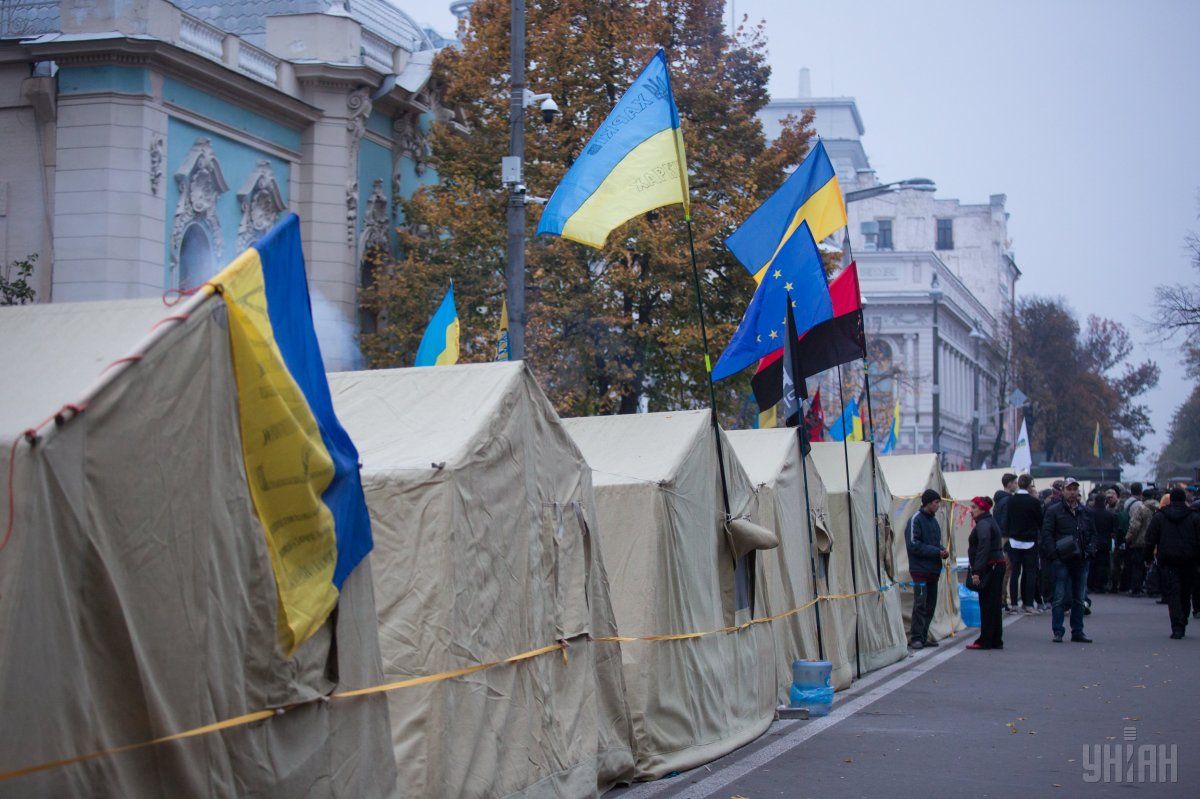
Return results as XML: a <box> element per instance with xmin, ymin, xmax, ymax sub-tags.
<box><xmin>1</xmin><ymin>403</ymin><xmax>87</xmax><ymax>556</ymax></box>
<box><xmin>162</xmin><ymin>281</ymin><xmax>217</xmax><ymax>307</ymax></box>
<box><xmin>150</xmin><ymin>313</ymin><xmax>191</xmax><ymax>331</ymax></box>
<box><xmin>103</xmin><ymin>354</ymin><xmax>143</xmax><ymax>371</ymax></box>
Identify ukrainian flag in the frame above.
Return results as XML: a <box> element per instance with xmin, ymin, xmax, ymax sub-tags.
<box><xmin>415</xmin><ymin>283</ymin><xmax>460</xmax><ymax>366</ymax></box>
<box><xmin>881</xmin><ymin>398</ymin><xmax>901</xmax><ymax>454</ymax></box>
<box><xmin>537</xmin><ymin>49</ymin><xmax>689</xmax><ymax>248</ymax></box>
<box><xmin>829</xmin><ymin>394</ymin><xmax>862</xmax><ymax>442</ymax></box>
<box><xmin>211</xmin><ymin>213</ymin><xmax>372</xmax><ymax>655</ymax></box>
<box><xmin>1093</xmin><ymin>421</ymin><xmax>1102</xmax><ymax>460</ymax></box>
<box><xmin>726</xmin><ymin>140</ymin><xmax>847</xmax><ymax>284</ymax></box>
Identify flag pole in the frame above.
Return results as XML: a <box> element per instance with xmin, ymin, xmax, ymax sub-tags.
<box><xmin>787</xmin><ymin>291</ymin><xmax>825</xmax><ymax>661</ymax></box>
<box><xmin>842</xmin><ymin>230</ymin><xmax>884</xmax><ymax>585</ymax></box>
<box><xmin>835</xmin><ymin>363</ymin><xmax>863</xmax><ymax>679</ymax></box>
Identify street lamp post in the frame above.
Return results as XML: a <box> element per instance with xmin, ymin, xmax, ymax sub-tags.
<box><xmin>929</xmin><ymin>272</ymin><xmax>943</xmax><ymax>465</ymax></box>
<box><xmin>505</xmin><ymin>0</ymin><xmax>527</xmax><ymax>361</ymax></box>
<box><xmin>843</xmin><ymin>177</ymin><xmax>936</xmax><ymax>204</ymax></box>
<box><xmin>970</xmin><ymin>324</ymin><xmax>984</xmax><ymax>468</ymax></box>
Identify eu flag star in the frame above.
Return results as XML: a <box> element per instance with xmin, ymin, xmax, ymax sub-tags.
<box><xmin>773</xmin><ymin>269</ymin><xmax>782</xmax><ymax>279</ymax></box>
<box><xmin>769</xmin><ymin>329</ymin><xmax>778</xmax><ymax>339</ymax></box>
<box><xmin>784</xmin><ymin>282</ymin><xmax>794</xmax><ymax>291</ymax></box>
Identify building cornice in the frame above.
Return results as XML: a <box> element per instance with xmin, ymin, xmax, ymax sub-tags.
<box><xmin>25</xmin><ymin>36</ymin><xmax>323</xmax><ymax>128</ymax></box>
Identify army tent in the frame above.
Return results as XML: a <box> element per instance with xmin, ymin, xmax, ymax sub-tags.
<box><xmin>808</xmin><ymin>442</ymin><xmax>908</xmax><ymax>680</ymax></box>
<box><xmin>562</xmin><ymin>411</ymin><xmax>776</xmax><ymax>780</ymax></box>
<box><xmin>328</xmin><ymin>362</ymin><xmax>635</xmax><ymax>797</ymax></box>
<box><xmin>0</xmin><ymin>292</ymin><xmax>393</xmax><ymax>794</ymax></box>
<box><xmin>943</xmin><ymin>468</ymin><xmax>1011</xmax><ymax>558</ymax></box>
<box><xmin>726</xmin><ymin>429</ymin><xmax>835</xmax><ymax>690</ymax></box>
<box><xmin>878</xmin><ymin>454</ymin><xmax>963</xmax><ymax>641</ymax></box>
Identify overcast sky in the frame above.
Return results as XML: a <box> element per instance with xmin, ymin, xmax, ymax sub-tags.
<box><xmin>405</xmin><ymin>0</ymin><xmax>1198</xmax><ymax>478</ymax></box>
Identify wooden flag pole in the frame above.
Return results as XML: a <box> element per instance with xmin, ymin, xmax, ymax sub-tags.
<box><xmin>835</xmin><ymin>362</ymin><xmax>863</xmax><ymax>679</ymax></box>
<box><xmin>787</xmin><ymin>291</ymin><xmax>825</xmax><ymax>661</ymax></box>
<box><xmin>842</xmin><ymin>230</ymin><xmax>885</xmax><ymax>585</ymax></box>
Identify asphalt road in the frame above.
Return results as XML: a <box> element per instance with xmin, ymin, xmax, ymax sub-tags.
<box><xmin>611</xmin><ymin>593</ymin><xmax>1199</xmax><ymax>799</ymax></box>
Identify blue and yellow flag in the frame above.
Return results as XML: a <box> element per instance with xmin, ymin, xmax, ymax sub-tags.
<box><xmin>711</xmin><ymin>221</ymin><xmax>833</xmax><ymax>381</ymax></box>
<box><xmin>881</xmin><ymin>398</ymin><xmax>901</xmax><ymax>454</ymax></box>
<box><xmin>537</xmin><ymin>49</ymin><xmax>688</xmax><ymax>248</ymax></box>
<box><xmin>829</xmin><ymin>394</ymin><xmax>863</xmax><ymax>442</ymax></box>
<box><xmin>1093</xmin><ymin>421</ymin><xmax>1102</xmax><ymax>460</ymax></box>
<box><xmin>415</xmin><ymin>283</ymin><xmax>460</xmax><ymax>366</ymax></box>
<box><xmin>211</xmin><ymin>213</ymin><xmax>372</xmax><ymax>655</ymax></box>
<box><xmin>726</xmin><ymin>140</ymin><xmax>847</xmax><ymax>284</ymax></box>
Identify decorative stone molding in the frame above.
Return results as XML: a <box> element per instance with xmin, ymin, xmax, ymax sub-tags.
<box><xmin>346</xmin><ymin>179</ymin><xmax>358</xmax><ymax>248</ymax></box>
<box><xmin>149</xmin><ymin>136</ymin><xmax>164</xmax><ymax>196</ymax></box>
<box><xmin>346</xmin><ymin>86</ymin><xmax>373</xmax><ymax>141</ymax></box>
<box><xmin>360</xmin><ymin>179</ymin><xmax>390</xmax><ymax>254</ymax></box>
<box><xmin>235</xmin><ymin>160</ymin><xmax>287</xmax><ymax>251</ymax></box>
<box><xmin>393</xmin><ymin>113</ymin><xmax>431</xmax><ymax>177</ymax></box>
<box><xmin>170</xmin><ymin>137</ymin><xmax>228</xmax><ymax>284</ymax></box>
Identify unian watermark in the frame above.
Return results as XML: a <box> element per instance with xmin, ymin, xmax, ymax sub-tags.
<box><xmin>1082</xmin><ymin>726</ymin><xmax>1177</xmax><ymax>784</ymax></box>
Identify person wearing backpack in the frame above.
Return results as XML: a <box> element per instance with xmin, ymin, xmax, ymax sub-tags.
<box><xmin>1145</xmin><ymin>488</ymin><xmax>1200</xmax><ymax>639</ymax></box>
<box><xmin>1040</xmin><ymin>478</ymin><xmax>1097</xmax><ymax>643</ymax></box>
<box><xmin>1111</xmin><ymin>486</ymin><xmax>1130</xmax><ymax>592</ymax></box>
<box><xmin>1125</xmin><ymin>483</ymin><xmax>1152</xmax><ymax>596</ymax></box>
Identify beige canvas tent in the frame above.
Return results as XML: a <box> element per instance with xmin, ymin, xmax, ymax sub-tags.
<box><xmin>808</xmin><ymin>442</ymin><xmax>908</xmax><ymax>680</ymax></box>
<box><xmin>0</xmin><ymin>298</ymin><xmax>394</xmax><ymax>796</ymax></box>
<box><xmin>878</xmin><ymin>454</ymin><xmax>963</xmax><ymax>641</ymax></box>
<box><xmin>727</xmin><ymin>429</ymin><xmax>839</xmax><ymax>690</ymax></box>
<box><xmin>943</xmin><ymin>468</ymin><xmax>1010</xmax><ymax>558</ymax></box>
<box><xmin>328</xmin><ymin>362</ymin><xmax>635</xmax><ymax>797</ymax></box>
<box><xmin>562</xmin><ymin>411</ymin><xmax>776</xmax><ymax>780</ymax></box>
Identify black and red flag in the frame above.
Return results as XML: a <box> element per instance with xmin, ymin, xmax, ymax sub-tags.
<box><xmin>751</xmin><ymin>262</ymin><xmax>867</xmax><ymax>413</ymax></box>
<box><xmin>806</xmin><ymin>388</ymin><xmax>825</xmax><ymax>443</ymax></box>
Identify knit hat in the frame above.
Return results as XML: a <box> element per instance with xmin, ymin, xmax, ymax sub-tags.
<box><xmin>1170</xmin><ymin>488</ymin><xmax>1187</xmax><ymax>504</ymax></box>
<box><xmin>971</xmin><ymin>495</ymin><xmax>993</xmax><ymax>511</ymax></box>
<box><xmin>921</xmin><ymin>489</ymin><xmax>941</xmax><ymax>506</ymax></box>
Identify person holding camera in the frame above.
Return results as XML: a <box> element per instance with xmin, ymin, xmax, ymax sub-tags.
<box><xmin>1040</xmin><ymin>478</ymin><xmax>1097</xmax><ymax>643</ymax></box>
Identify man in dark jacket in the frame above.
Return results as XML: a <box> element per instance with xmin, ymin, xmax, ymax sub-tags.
<box><xmin>1040</xmin><ymin>478</ymin><xmax>1097</xmax><ymax>643</ymax></box>
<box><xmin>1145</xmin><ymin>488</ymin><xmax>1200</xmax><ymax>639</ymax></box>
<box><xmin>906</xmin><ymin>488</ymin><xmax>948</xmax><ymax>650</ymax></box>
<box><xmin>993</xmin><ymin>473</ymin><xmax>1018</xmax><ymax>611</ymax></box>
<box><xmin>1089</xmin><ymin>490</ymin><xmax>1116</xmax><ymax>593</ymax></box>
<box><xmin>1005</xmin><ymin>474</ymin><xmax>1043</xmax><ymax>613</ymax></box>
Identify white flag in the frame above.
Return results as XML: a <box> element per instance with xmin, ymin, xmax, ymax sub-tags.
<box><xmin>1010</xmin><ymin>418</ymin><xmax>1032</xmax><ymax>473</ymax></box>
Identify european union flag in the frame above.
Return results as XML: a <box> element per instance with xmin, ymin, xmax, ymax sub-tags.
<box><xmin>711</xmin><ymin>221</ymin><xmax>833</xmax><ymax>381</ymax></box>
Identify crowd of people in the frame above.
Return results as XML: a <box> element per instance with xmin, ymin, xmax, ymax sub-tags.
<box><xmin>905</xmin><ymin>474</ymin><xmax>1200</xmax><ymax>651</ymax></box>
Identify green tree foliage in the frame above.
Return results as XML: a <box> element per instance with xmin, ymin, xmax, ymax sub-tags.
<box><xmin>1013</xmin><ymin>296</ymin><xmax>1158</xmax><ymax>466</ymax></box>
<box><xmin>1155</xmin><ymin>343</ymin><xmax>1200</xmax><ymax>481</ymax></box>
<box><xmin>361</xmin><ymin>0</ymin><xmax>816</xmax><ymax>418</ymax></box>
<box><xmin>1</xmin><ymin>254</ymin><xmax>37</xmax><ymax>306</ymax></box>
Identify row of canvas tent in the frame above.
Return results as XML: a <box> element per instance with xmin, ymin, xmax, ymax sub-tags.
<box><xmin>0</xmin><ymin>292</ymin><xmax>963</xmax><ymax>796</ymax></box>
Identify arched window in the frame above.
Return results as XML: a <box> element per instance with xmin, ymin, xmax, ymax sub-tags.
<box><xmin>178</xmin><ymin>222</ymin><xmax>214</xmax><ymax>289</ymax></box>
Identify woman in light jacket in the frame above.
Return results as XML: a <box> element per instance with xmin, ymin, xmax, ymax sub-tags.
<box><xmin>967</xmin><ymin>496</ymin><xmax>1006</xmax><ymax>650</ymax></box>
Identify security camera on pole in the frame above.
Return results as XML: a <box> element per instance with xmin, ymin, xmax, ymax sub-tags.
<box><xmin>501</xmin><ymin>0</ymin><xmax>558</xmax><ymax>361</ymax></box>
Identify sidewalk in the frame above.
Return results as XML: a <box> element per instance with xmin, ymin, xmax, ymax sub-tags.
<box><xmin>610</xmin><ymin>593</ymin><xmax>1199</xmax><ymax>798</ymax></box>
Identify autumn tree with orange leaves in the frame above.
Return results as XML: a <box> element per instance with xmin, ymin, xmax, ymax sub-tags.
<box><xmin>361</xmin><ymin>0</ymin><xmax>816</xmax><ymax>419</ymax></box>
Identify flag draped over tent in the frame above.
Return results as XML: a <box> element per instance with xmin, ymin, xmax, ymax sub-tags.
<box><xmin>537</xmin><ymin>50</ymin><xmax>689</xmax><ymax>248</ymax></box>
<box><xmin>725</xmin><ymin>140</ymin><xmax>847</xmax><ymax>284</ymax></box>
<box><xmin>712</xmin><ymin>221</ymin><xmax>833</xmax><ymax>381</ymax></box>
<box><xmin>215</xmin><ymin>213</ymin><xmax>373</xmax><ymax>654</ymax></box>
<box><xmin>415</xmin><ymin>283</ymin><xmax>460</xmax><ymax>367</ymax></box>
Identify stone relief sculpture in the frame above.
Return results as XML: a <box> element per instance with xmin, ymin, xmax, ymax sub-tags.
<box><xmin>346</xmin><ymin>179</ymin><xmax>358</xmax><ymax>247</ymax></box>
<box><xmin>359</xmin><ymin>178</ymin><xmax>390</xmax><ymax>254</ymax></box>
<box><xmin>170</xmin><ymin>137</ymin><xmax>228</xmax><ymax>287</ymax></box>
<box><xmin>149</xmin><ymin>136</ymin><xmax>164</xmax><ymax>196</ymax></box>
<box><xmin>235</xmin><ymin>160</ymin><xmax>287</xmax><ymax>251</ymax></box>
<box><xmin>393</xmin><ymin>113</ymin><xmax>431</xmax><ymax>177</ymax></box>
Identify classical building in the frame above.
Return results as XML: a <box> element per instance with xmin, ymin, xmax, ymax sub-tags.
<box><xmin>760</xmin><ymin>70</ymin><xmax>1020</xmax><ymax>469</ymax></box>
<box><xmin>0</xmin><ymin>0</ymin><xmax>454</xmax><ymax>370</ymax></box>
